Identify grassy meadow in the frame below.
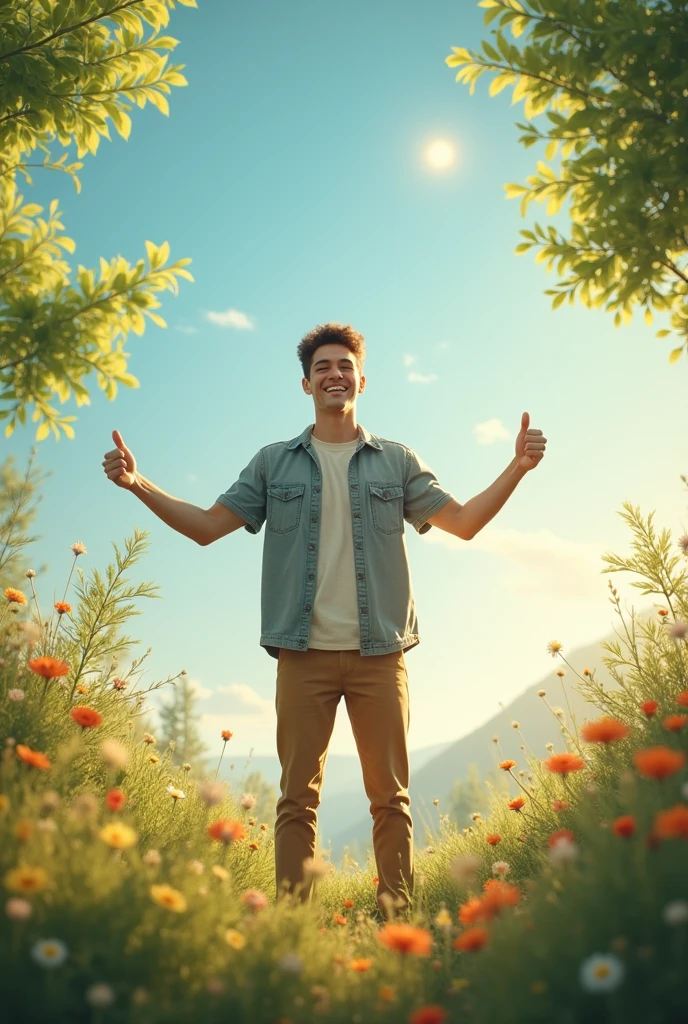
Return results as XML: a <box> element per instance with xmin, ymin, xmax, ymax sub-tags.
<box><xmin>2</xmin><ymin>493</ymin><xmax>688</xmax><ymax>1023</ymax></box>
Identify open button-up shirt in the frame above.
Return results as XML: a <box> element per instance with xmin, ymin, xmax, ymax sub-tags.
<box><xmin>216</xmin><ymin>423</ymin><xmax>455</xmax><ymax>659</ymax></box>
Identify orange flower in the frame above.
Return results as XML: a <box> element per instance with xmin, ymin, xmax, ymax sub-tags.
<box><xmin>548</xmin><ymin>828</ymin><xmax>574</xmax><ymax>847</ymax></box>
<box><xmin>207</xmin><ymin>819</ymin><xmax>246</xmax><ymax>844</ymax></box>
<box><xmin>653</xmin><ymin>804</ymin><xmax>688</xmax><ymax>839</ymax></box>
<box><xmin>106</xmin><ymin>789</ymin><xmax>126</xmax><ymax>812</ymax></box>
<box><xmin>458</xmin><ymin>897</ymin><xmax>485</xmax><ymax>925</ymax></box>
<box><xmin>508</xmin><ymin>796</ymin><xmax>526</xmax><ymax>811</ymax></box>
<box><xmin>342</xmin><ymin>899</ymin><xmax>354</xmax><ymax>908</ymax></box>
<box><xmin>662</xmin><ymin>714</ymin><xmax>688</xmax><ymax>733</ymax></box>
<box><xmin>333</xmin><ymin>913</ymin><xmax>347</xmax><ymax>925</ymax></box>
<box><xmin>16</xmin><ymin>744</ymin><xmax>51</xmax><ymax>771</ymax></box>
<box><xmin>453</xmin><ymin>927</ymin><xmax>489</xmax><ymax>952</ymax></box>
<box><xmin>499</xmin><ymin>760</ymin><xmax>516</xmax><ymax>771</ymax></box>
<box><xmin>486</xmin><ymin>834</ymin><xmax>501</xmax><ymax>846</ymax></box>
<box><xmin>580</xmin><ymin>717</ymin><xmax>630</xmax><ymax>744</ymax></box>
<box><xmin>409</xmin><ymin>1006</ymin><xmax>447</xmax><ymax>1024</ymax></box>
<box><xmin>642</xmin><ymin>700</ymin><xmax>659</xmax><ymax>717</ymax></box>
<box><xmin>349</xmin><ymin>958</ymin><xmax>372</xmax><ymax>972</ymax></box>
<box><xmin>612</xmin><ymin>815</ymin><xmax>636</xmax><ymax>838</ymax></box>
<box><xmin>54</xmin><ymin>602</ymin><xmax>71</xmax><ymax>615</ymax></box>
<box><xmin>28</xmin><ymin>656</ymin><xmax>70</xmax><ymax>679</ymax></box>
<box><xmin>481</xmin><ymin>879</ymin><xmax>520</xmax><ymax>915</ymax></box>
<box><xmin>676</xmin><ymin>691</ymin><xmax>688</xmax><ymax>707</ymax></box>
<box><xmin>377</xmin><ymin>923</ymin><xmax>432</xmax><ymax>956</ymax></box>
<box><xmin>221</xmin><ymin>730</ymin><xmax>233</xmax><ymax>742</ymax></box>
<box><xmin>372</xmin><ymin>876</ymin><xmax>379</xmax><ymax>885</ymax></box>
<box><xmin>544</xmin><ymin>753</ymin><xmax>586</xmax><ymax>775</ymax></box>
<box><xmin>70</xmin><ymin>706</ymin><xmax>103</xmax><ymax>729</ymax></box>
<box><xmin>658</xmin><ymin>609</ymin><xmax>669</xmax><ymax>616</ymax></box>
<box><xmin>634</xmin><ymin>746</ymin><xmax>686</xmax><ymax>779</ymax></box>
<box><xmin>552</xmin><ymin>800</ymin><xmax>569</xmax><ymax>811</ymax></box>
<box><xmin>4</xmin><ymin>588</ymin><xmax>27</xmax><ymax>604</ymax></box>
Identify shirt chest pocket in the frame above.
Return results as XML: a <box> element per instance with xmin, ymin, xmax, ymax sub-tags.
<box><xmin>267</xmin><ymin>483</ymin><xmax>306</xmax><ymax>534</ymax></box>
<box><xmin>368</xmin><ymin>483</ymin><xmax>404</xmax><ymax>535</ymax></box>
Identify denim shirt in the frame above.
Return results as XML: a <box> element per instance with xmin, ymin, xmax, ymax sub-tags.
<box><xmin>216</xmin><ymin>423</ymin><xmax>454</xmax><ymax>659</ymax></box>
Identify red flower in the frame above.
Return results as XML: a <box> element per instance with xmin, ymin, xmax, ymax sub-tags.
<box><xmin>653</xmin><ymin>804</ymin><xmax>688</xmax><ymax>839</ymax></box>
<box><xmin>544</xmin><ymin>753</ymin><xmax>586</xmax><ymax>775</ymax></box>
<box><xmin>106</xmin><ymin>789</ymin><xmax>126</xmax><ymax>812</ymax></box>
<box><xmin>28</xmin><ymin>656</ymin><xmax>70</xmax><ymax>679</ymax></box>
<box><xmin>54</xmin><ymin>601</ymin><xmax>71</xmax><ymax>615</ymax></box>
<box><xmin>207</xmin><ymin>819</ymin><xmax>246</xmax><ymax>844</ymax></box>
<box><xmin>486</xmin><ymin>834</ymin><xmax>501</xmax><ymax>845</ymax></box>
<box><xmin>662</xmin><ymin>714</ymin><xmax>688</xmax><ymax>733</ymax></box>
<box><xmin>333</xmin><ymin>913</ymin><xmax>347</xmax><ymax>926</ymax></box>
<box><xmin>409</xmin><ymin>1005</ymin><xmax>448</xmax><ymax>1024</ymax></box>
<box><xmin>221</xmin><ymin>730</ymin><xmax>233</xmax><ymax>742</ymax></box>
<box><xmin>508</xmin><ymin>796</ymin><xmax>526</xmax><ymax>812</ymax></box>
<box><xmin>377</xmin><ymin>923</ymin><xmax>432</xmax><ymax>956</ymax></box>
<box><xmin>580</xmin><ymin>717</ymin><xmax>630</xmax><ymax>744</ymax></box>
<box><xmin>342</xmin><ymin>899</ymin><xmax>354</xmax><ymax>908</ymax></box>
<box><xmin>641</xmin><ymin>700</ymin><xmax>659</xmax><ymax>718</ymax></box>
<box><xmin>634</xmin><ymin>746</ymin><xmax>686</xmax><ymax>779</ymax></box>
<box><xmin>552</xmin><ymin>800</ymin><xmax>569</xmax><ymax>811</ymax></box>
<box><xmin>676</xmin><ymin>691</ymin><xmax>688</xmax><ymax>707</ymax></box>
<box><xmin>548</xmin><ymin>828</ymin><xmax>574</xmax><ymax>847</ymax></box>
<box><xmin>453</xmin><ymin>927</ymin><xmax>489</xmax><ymax>952</ymax></box>
<box><xmin>16</xmin><ymin>744</ymin><xmax>51</xmax><ymax>770</ymax></box>
<box><xmin>70</xmin><ymin>706</ymin><xmax>103</xmax><ymax>729</ymax></box>
<box><xmin>612</xmin><ymin>815</ymin><xmax>636</xmax><ymax>838</ymax></box>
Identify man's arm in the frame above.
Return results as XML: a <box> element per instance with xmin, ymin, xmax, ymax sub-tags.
<box><xmin>427</xmin><ymin>457</ymin><xmax>527</xmax><ymax>540</ymax></box>
<box><xmin>130</xmin><ymin>476</ymin><xmax>247</xmax><ymax>546</ymax></box>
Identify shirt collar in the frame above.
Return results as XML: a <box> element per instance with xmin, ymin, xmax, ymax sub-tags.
<box><xmin>287</xmin><ymin>424</ymin><xmax>382</xmax><ymax>451</ymax></box>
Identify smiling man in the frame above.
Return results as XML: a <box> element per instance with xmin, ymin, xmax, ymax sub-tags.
<box><xmin>102</xmin><ymin>321</ymin><xmax>547</xmax><ymax>918</ymax></box>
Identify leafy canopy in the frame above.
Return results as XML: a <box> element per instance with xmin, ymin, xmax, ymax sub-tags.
<box><xmin>447</xmin><ymin>0</ymin><xmax>688</xmax><ymax>363</ymax></box>
<box><xmin>0</xmin><ymin>0</ymin><xmax>197</xmax><ymax>441</ymax></box>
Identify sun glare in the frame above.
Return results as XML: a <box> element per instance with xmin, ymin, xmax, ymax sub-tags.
<box><xmin>425</xmin><ymin>139</ymin><xmax>455</xmax><ymax>171</ymax></box>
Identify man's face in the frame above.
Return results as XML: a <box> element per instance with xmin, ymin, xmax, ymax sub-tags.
<box><xmin>304</xmin><ymin>343</ymin><xmax>364</xmax><ymax>408</ymax></box>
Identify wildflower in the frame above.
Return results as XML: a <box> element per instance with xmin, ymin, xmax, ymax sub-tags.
<box><xmin>143</xmin><ymin>734</ymin><xmax>156</xmax><ymax>745</ymax></box>
<box><xmin>6</xmin><ymin>897</ymin><xmax>32</xmax><ymax>920</ymax></box>
<box><xmin>492</xmin><ymin>861</ymin><xmax>510</xmax><ymax>876</ymax></box>
<box><xmin>100</xmin><ymin>739</ymin><xmax>129</xmax><ymax>770</ymax></box>
<box><xmin>26</xmin><ymin>570</ymin><xmax>36</xmax><ymax>578</ymax></box>
<box><xmin>552</xmin><ymin>799</ymin><xmax>568</xmax><ymax>811</ymax></box>
<box><xmin>409</xmin><ymin>1006</ymin><xmax>447</xmax><ymax>1024</ymax></box>
<box><xmin>349</xmin><ymin>957</ymin><xmax>373</xmax><ymax>971</ymax></box>
<box><xmin>198</xmin><ymin>781</ymin><xmax>225</xmax><ymax>806</ymax></box>
<box><xmin>76</xmin><ymin>684</ymin><xmax>89</xmax><ymax>695</ymax></box>
<box><xmin>188</xmin><ymin>860</ymin><xmax>204</xmax><ymax>875</ymax></box>
<box><xmin>557</xmin><ymin>669</ymin><xmax>565</xmax><ymax>677</ymax></box>
<box><xmin>182</xmin><ymin>762</ymin><xmax>191</xmax><ymax>771</ymax></box>
<box><xmin>662</xmin><ymin>900</ymin><xmax>688</xmax><ymax>925</ymax></box>
<box><xmin>538</xmin><ymin>689</ymin><xmax>546</xmax><ymax>697</ymax></box>
<box><xmin>426</xmin><ymin>846</ymin><xmax>435</xmax><ymax>854</ymax></box>
<box><xmin>449</xmin><ymin>853</ymin><xmax>481</xmax><ymax>885</ymax></box>
<box><xmin>211</xmin><ymin>865</ymin><xmax>229</xmax><ymax>882</ymax></box>
<box><xmin>85</xmin><ymin>984</ymin><xmax>115</xmax><ymax>1009</ymax></box>
<box><xmin>678</xmin><ymin>534</ymin><xmax>688</xmax><ymax>553</ymax></box>
<box><xmin>5</xmin><ymin>588</ymin><xmax>27</xmax><ymax>605</ymax></box>
<box><xmin>99</xmin><ymin>822</ymin><xmax>137</xmax><ymax>849</ymax></box>
<box><xmin>641</xmin><ymin>700</ymin><xmax>659</xmax><ymax>717</ymax></box>
<box><xmin>28</xmin><ymin>656</ymin><xmax>70</xmax><ymax>679</ymax></box>
<box><xmin>662</xmin><ymin>714</ymin><xmax>687</xmax><ymax>733</ymax></box>
<box><xmin>8</xmin><ymin>689</ymin><xmax>24</xmax><ymax>702</ymax></box>
<box><xmin>221</xmin><ymin>730</ymin><xmax>233</xmax><ymax>741</ymax></box>
<box><xmin>545</xmin><ymin>753</ymin><xmax>586</xmax><ymax>775</ymax></box>
<box><xmin>434</xmin><ymin>907</ymin><xmax>452</xmax><ymax>929</ymax></box>
<box><xmin>676</xmin><ymin>691</ymin><xmax>688</xmax><ymax>707</ymax></box>
<box><xmin>54</xmin><ymin>602</ymin><xmax>71</xmax><ymax>615</ymax></box>
<box><xmin>150</xmin><ymin>884</ymin><xmax>187</xmax><ymax>913</ymax></box>
<box><xmin>240</xmin><ymin>793</ymin><xmax>256</xmax><ymax>810</ymax></box>
<box><xmin>433</xmin><ymin>798</ymin><xmax>439</xmax><ymax>806</ymax></box>
<box><xmin>378</xmin><ymin>923</ymin><xmax>432</xmax><ymax>956</ymax></box>
<box><xmin>549</xmin><ymin>836</ymin><xmax>578</xmax><ymax>864</ymax></box>
<box><xmin>581</xmin><ymin>718</ymin><xmax>630</xmax><ymax>744</ymax></box>
<box><xmin>112</xmin><ymin>678</ymin><xmax>127</xmax><ymax>690</ymax></box>
<box><xmin>453</xmin><ymin>927</ymin><xmax>489</xmax><ymax>952</ymax></box>
<box><xmin>15</xmin><ymin>821</ymin><xmax>33</xmax><ymax>843</ymax></box>
<box><xmin>166</xmin><ymin>785</ymin><xmax>186</xmax><ymax>802</ymax></box>
<box><xmin>545</xmin><ymin>742</ymin><xmax>554</xmax><ymax>751</ymax></box>
<box><xmin>71</xmin><ymin>542</ymin><xmax>87</xmax><ymax>556</ymax></box>
<box><xmin>16</xmin><ymin>745</ymin><xmax>51</xmax><ymax>771</ymax></box>
<box><xmin>241</xmin><ymin>888</ymin><xmax>268</xmax><ymax>912</ymax></box>
<box><xmin>31</xmin><ymin>939</ymin><xmax>68</xmax><ymax>969</ymax></box>
<box><xmin>372</xmin><ymin>875</ymin><xmax>379</xmax><ymax>885</ymax></box>
<box><xmin>277</xmin><ymin>952</ymin><xmax>303</xmax><ymax>973</ymax></box>
<box><xmin>481</xmin><ymin>879</ymin><xmax>520</xmax><ymax>914</ymax></box>
<box><xmin>142</xmin><ymin>849</ymin><xmax>161</xmax><ymax>867</ymax></box>
<box><xmin>342</xmin><ymin>899</ymin><xmax>354</xmax><ymax>908</ymax></box>
<box><xmin>508</xmin><ymin>796</ymin><xmax>526</xmax><ymax>812</ymax></box>
<box><xmin>4</xmin><ymin>866</ymin><xmax>48</xmax><ymax>893</ymax></box>
<box><xmin>547</xmin><ymin>641</ymin><xmax>563</xmax><ymax>656</ymax></box>
<box><xmin>486</xmin><ymin>834</ymin><xmax>501</xmax><ymax>846</ymax></box>
<box><xmin>302</xmin><ymin>856</ymin><xmax>330</xmax><ymax>881</ymax></box>
<box><xmin>658</xmin><ymin>609</ymin><xmax>669</xmax><ymax>617</ymax></box>
<box><xmin>208</xmin><ymin>819</ymin><xmax>246</xmax><ymax>844</ymax></box>
<box><xmin>379</xmin><ymin>985</ymin><xmax>396</xmax><ymax>1002</ymax></box>
<box><xmin>225</xmin><ymin>929</ymin><xmax>247</xmax><ymax>949</ymax></box>
<box><xmin>105</xmin><ymin>789</ymin><xmax>126</xmax><ymax>812</ymax></box>
<box><xmin>148</xmin><ymin>755</ymin><xmax>159</xmax><ymax>764</ymax></box>
<box><xmin>249</xmin><ymin>842</ymin><xmax>259</xmax><ymax>850</ymax></box>
<box><xmin>653</xmin><ymin>804</ymin><xmax>688</xmax><ymax>839</ymax></box>
<box><xmin>612</xmin><ymin>815</ymin><xmax>636</xmax><ymax>838</ymax></box>
<box><xmin>70</xmin><ymin>706</ymin><xmax>103</xmax><ymax>729</ymax></box>
<box><xmin>634</xmin><ymin>746</ymin><xmax>686</xmax><ymax>779</ymax></box>
<box><xmin>0</xmin><ymin>795</ymin><xmax>8</xmax><ymax>813</ymax></box>
<box><xmin>549</xmin><ymin>828</ymin><xmax>575</xmax><ymax>847</ymax></box>
<box><xmin>499</xmin><ymin>759</ymin><xmax>516</xmax><ymax>771</ymax></box>
<box><xmin>579</xmin><ymin>953</ymin><xmax>624</xmax><ymax>993</ymax></box>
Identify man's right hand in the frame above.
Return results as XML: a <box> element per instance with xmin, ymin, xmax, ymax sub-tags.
<box><xmin>103</xmin><ymin>429</ymin><xmax>138</xmax><ymax>490</ymax></box>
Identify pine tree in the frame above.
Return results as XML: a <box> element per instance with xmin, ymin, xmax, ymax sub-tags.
<box><xmin>158</xmin><ymin>676</ymin><xmax>207</xmax><ymax>768</ymax></box>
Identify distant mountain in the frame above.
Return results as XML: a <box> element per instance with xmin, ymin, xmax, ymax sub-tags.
<box><xmin>327</xmin><ymin>618</ymin><xmax>648</xmax><ymax>861</ymax></box>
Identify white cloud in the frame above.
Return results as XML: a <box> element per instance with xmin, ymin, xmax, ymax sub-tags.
<box><xmin>473</xmin><ymin>418</ymin><xmax>512</xmax><ymax>445</ymax></box>
<box><xmin>424</xmin><ymin>524</ymin><xmax>605</xmax><ymax>599</ymax></box>
<box><xmin>402</xmin><ymin>354</ymin><xmax>416</xmax><ymax>367</ymax></box>
<box><xmin>206</xmin><ymin>308</ymin><xmax>255</xmax><ymax>330</ymax></box>
<box><xmin>188</xmin><ymin>677</ymin><xmax>212</xmax><ymax>701</ymax></box>
<box><xmin>408</xmin><ymin>371</ymin><xmax>439</xmax><ymax>384</ymax></box>
<box><xmin>175</xmin><ymin>325</ymin><xmax>199</xmax><ymax>335</ymax></box>
<box><xmin>215</xmin><ymin>682</ymin><xmax>274</xmax><ymax>716</ymax></box>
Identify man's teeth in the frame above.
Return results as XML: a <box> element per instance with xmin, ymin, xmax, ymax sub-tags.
<box><xmin>325</xmin><ymin>387</ymin><xmax>346</xmax><ymax>392</ymax></box>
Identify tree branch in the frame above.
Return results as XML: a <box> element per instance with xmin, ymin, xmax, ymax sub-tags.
<box><xmin>0</xmin><ymin>0</ymin><xmax>147</xmax><ymax>62</ymax></box>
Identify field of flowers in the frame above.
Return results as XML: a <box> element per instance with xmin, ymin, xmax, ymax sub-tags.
<box><xmin>2</xmin><ymin>496</ymin><xmax>688</xmax><ymax>1024</ymax></box>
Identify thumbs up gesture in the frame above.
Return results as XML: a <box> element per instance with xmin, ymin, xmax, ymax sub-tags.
<box><xmin>103</xmin><ymin>429</ymin><xmax>138</xmax><ymax>489</ymax></box>
<box><xmin>514</xmin><ymin>412</ymin><xmax>547</xmax><ymax>472</ymax></box>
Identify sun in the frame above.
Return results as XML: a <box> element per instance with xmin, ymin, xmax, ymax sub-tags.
<box><xmin>425</xmin><ymin>139</ymin><xmax>456</xmax><ymax>171</ymax></box>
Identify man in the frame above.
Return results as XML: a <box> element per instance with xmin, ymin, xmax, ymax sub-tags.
<box><xmin>102</xmin><ymin>321</ymin><xmax>547</xmax><ymax>917</ymax></box>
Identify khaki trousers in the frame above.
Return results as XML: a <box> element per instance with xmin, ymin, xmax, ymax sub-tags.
<box><xmin>273</xmin><ymin>647</ymin><xmax>413</xmax><ymax>916</ymax></box>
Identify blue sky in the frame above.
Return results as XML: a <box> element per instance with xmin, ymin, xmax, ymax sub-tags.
<box><xmin>5</xmin><ymin>0</ymin><xmax>687</xmax><ymax>759</ymax></box>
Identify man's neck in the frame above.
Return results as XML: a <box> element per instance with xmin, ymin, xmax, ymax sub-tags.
<box><xmin>311</xmin><ymin>414</ymin><xmax>360</xmax><ymax>444</ymax></box>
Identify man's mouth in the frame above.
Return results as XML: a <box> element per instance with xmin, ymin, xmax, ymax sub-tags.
<box><xmin>324</xmin><ymin>387</ymin><xmax>347</xmax><ymax>393</ymax></box>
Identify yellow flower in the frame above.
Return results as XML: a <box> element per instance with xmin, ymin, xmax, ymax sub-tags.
<box><xmin>0</xmin><ymin>795</ymin><xmax>10</xmax><ymax>813</ymax></box>
<box><xmin>150</xmin><ymin>884</ymin><xmax>187</xmax><ymax>913</ymax></box>
<box><xmin>76</xmin><ymin>684</ymin><xmax>89</xmax><ymax>695</ymax></box>
<box><xmin>434</xmin><ymin>907</ymin><xmax>452</xmax><ymax>929</ymax></box>
<box><xmin>99</xmin><ymin>822</ymin><xmax>137</xmax><ymax>849</ymax></box>
<box><xmin>149</xmin><ymin>755</ymin><xmax>160</xmax><ymax>764</ymax></box>
<box><xmin>224</xmin><ymin>929</ymin><xmax>246</xmax><ymax>950</ymax></box>
<box><xmin>4</xmin><ymin>866</ymin><xmax>48</xmax><ymax>893</ymax></box>
<box><xmin>211</xmin><ymin>865</ymin><xmax>229</xmax><ymax>882</ymax></box>
<box><xmin>4</xmin><ymin>587</ymin><xmax>27</xmax><ymax>605</ymax></box>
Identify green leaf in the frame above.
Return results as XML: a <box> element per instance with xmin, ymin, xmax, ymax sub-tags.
<box><xmin>35</xmin><ymin>421</ymin><xmax>50</xmax><ymax>441</ymax></box>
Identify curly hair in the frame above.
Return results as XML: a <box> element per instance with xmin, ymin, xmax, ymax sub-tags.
<box><xmin>297</xmin><ymin>322</ymin><xmax>366</xmax><ymax>380</ymax></box>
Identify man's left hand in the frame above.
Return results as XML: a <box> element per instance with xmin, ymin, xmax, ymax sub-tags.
<box><xmin>515</xmin><ymin>412</ymin><xmax>547</xmax><ymax>472</ymax></box>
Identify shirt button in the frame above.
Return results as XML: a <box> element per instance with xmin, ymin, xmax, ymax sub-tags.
<box><xmin>311</xmin><ymin>515</ymin><xmax>318</xmax><ymax>522</ymax></box>
<box><xmin>308</xmin><ymin>573</ymin><xmax>314</xmax><ymax>580</ymax></box>
<box><xmin>305</xmin><ymin>604</ymin><xmax>311</xmax><ymax>612</ymax></box>
<box><xmin>357</xmin><ymin>573</ymin><xmax>365</xmax><ymax>580</ymax></box>
<box><xmin>361</xmin><ymin>608</ymin><xmax>368</xmax><ymax>615</ymax></box>
<box><xmin>309</xmin><ymin>543</ymin><xmax>315</xmax><ymax>550</ymax></box>
<box><xmin>354</xmin><ymin>512</ymin><xmax>361</xmax><ymax>518</ymax></box>
<box><xmin>314</xmin><ymin>487</ymin><xmax>320</xmax><ymax>493</ymax></box>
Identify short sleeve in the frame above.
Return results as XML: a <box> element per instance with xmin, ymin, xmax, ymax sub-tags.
<box><xmin>403</xmin><ymin>447</ymin><xmax>454</xmax><ymax>535</ymax></box>
<box><xmin>215</xmin><ymin>448</ymin><xmax>266</xmax><ymax>535</ymax></box>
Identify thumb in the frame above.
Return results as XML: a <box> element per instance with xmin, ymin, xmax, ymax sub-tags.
<box><xmin>112</xmin><ymin>429</ymin><xmax>128</xmax><ymax>452</ymax></box>
<box><xmin>520</xmin><ymin>411</ymin><xmax>530</xmax><ymax>432</ymax></box>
